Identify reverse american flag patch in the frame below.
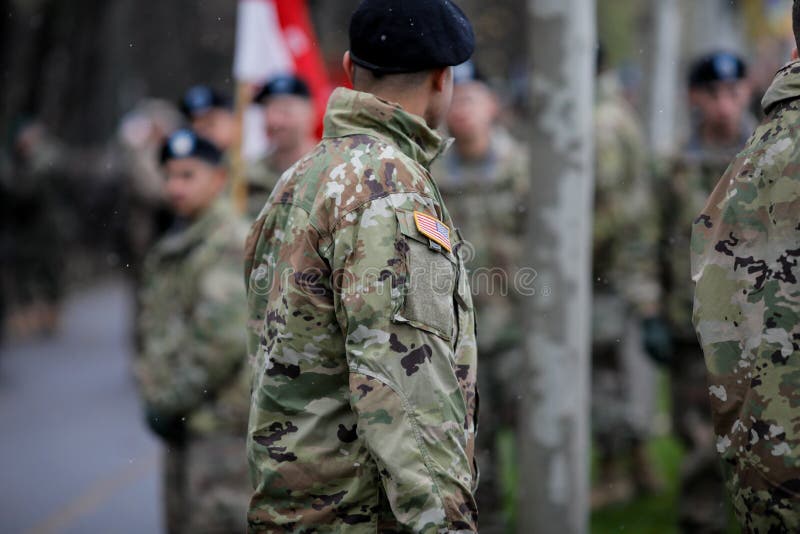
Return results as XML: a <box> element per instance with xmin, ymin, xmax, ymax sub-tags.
<box><xmin>413</xmin><ymin>211</ymin><xmax>452</xmax><ymax>252</ymax></box>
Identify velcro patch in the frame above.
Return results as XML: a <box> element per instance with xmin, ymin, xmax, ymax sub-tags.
<box><xmin>413</xmin><ymin>211</ymin><xmax>452</xmax><ymax>252</ymax></box>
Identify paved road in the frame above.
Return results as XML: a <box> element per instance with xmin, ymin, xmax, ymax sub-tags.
<box><xmin>0</xmin><ymin>281</ymin><xmax>163</xmax><ymax>534</ymax></box>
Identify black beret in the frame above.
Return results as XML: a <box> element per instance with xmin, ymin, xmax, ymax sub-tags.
<box><xmin>349</xmin><ymin>0</ymin><xmax>475</xmax><ymax>74</ymax></box>
<box><xmin>254</xmin><ymin>75</ymin><xmax>312</xmax><ymax>104</ymax></box>
<box><xmin>160</xmin><ymin>129</ymin><xmax>223</xmax><ymax>166</ymax></box>
<box><xmin>689</xmin><ymin>52</ymin><xmax>748</xmax><ymax>88</ymax></box>
<box><xmin>180</xmin><ymin>85</ymin><xmax>232</xmax><ymax>118</ymax></box>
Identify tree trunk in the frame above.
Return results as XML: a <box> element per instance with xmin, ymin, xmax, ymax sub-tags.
<box><xmin>646</xmin><ymin>0</ymin><xmax>682</xmax><ymax>156</ymax></box>
<box><xmin>685</xmin><ymin>0</ymin><xmax>746</xmax><ymax>56</ymax></box>
<box><xmin>518</xmin><ymin>1</ymin><xmax>595</xmax><ymax>533</ymax></box>
<box><xmin>1</xmin><ymin>0</ymin><xmax>237</xmax><ymax>146</ymax></box>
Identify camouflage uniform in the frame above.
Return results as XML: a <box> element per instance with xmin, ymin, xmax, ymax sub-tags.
<box><xmin>136</xmin><ymin>198</ymin><xmax>251</xmax><ymax>534</ymax></box>
<box><xmin>432</xmin><ymin>127</ymin><xmax>527</xmax><ymax>528</ymax></box>
<box><xmin>657</xmin><ymin>105</ymin><xmax>755</xmax><ymax>532</ymax></box>
<box><xmin>245</xmin><ymin>87</ymin><xmax>479</xmax><ymax>532</ymax></box>
<box><xmin>246</xmin><ymin>153</ymin><xmax>284</xmax><ymax>220</ymax></box>
<box><xmin>591</xmin><ymin>73</ymin><xmax>660</xmax><ymax>489</ymax></box>
<box><xmin>692</xmin><ymin>60</ymin><xmax>800</xmax><ymax>533</ymax></box>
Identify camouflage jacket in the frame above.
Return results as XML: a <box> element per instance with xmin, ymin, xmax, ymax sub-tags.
<box><xmin>245</xmin><ymin>87</ymin><xmax>479</xmax><ymax>532</ymax></box>
<box><xmin>136</xmin><ymin>199</ymin><xmax>250</xmax><ymax>436</ymax></box>
<box><xmin>692</xmin><ymin>60</ymin><xmax>800</xmax><ymax>528</ymax></box>
<box><xmin>592</xmin><ymin>73</ymin><xmax>659</xmax><ymax>330</ymax></box>
<box><xmin>246</xmin><ymin>154</ymin><xmax>284</xmax><ymax>220</ymax></box>
<box><xmin>656</xmin><ymin>129</ymin><xmax>750</xmax><ymax>341</ymax></box>
<box><xmin>432</xmin><ymin>128</ymin><xmax>528</xmax><ymax>355</ymax></box>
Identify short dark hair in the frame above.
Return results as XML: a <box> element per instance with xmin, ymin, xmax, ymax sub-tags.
<box><xmin>794</xmin><ymin>0</ymin><xmax>800</xmax><ymax>51</ymax></box>
<box><xmin>352</xmin><ymin>65</ymin><xmax>434</xmax><ymax>92</ymax></box>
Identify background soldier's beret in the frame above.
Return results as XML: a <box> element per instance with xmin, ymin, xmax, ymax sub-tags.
<box><xmin>180</xmin><ymin>85</ymin><xmax>232</xmax><ymax>118</ymax></box>
<box><xmin>349</xmin><ymin>0</ymin><xmax>475</xmax><ymax>75</ymax></box>
<box><xmin>160</xmin><ymin>129</ymin><xmax>223</xmax><ymax>166</ymax></box>
<box><xmin>689</xmin><ymin>52</ymin><xmax>748</xmax><ymax>88</ymax></box>
<box><xmin>254</xmin><ymin>75</ymin><xmax>312</xmax><ymax>104</ymax></box>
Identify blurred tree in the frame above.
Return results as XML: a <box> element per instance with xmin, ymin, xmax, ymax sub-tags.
<box><xmin>1</xmin><ymin>0</ymin><xmax>236</xmax><ymax>146</ymax></box>
<box><xmin>645</xmin><ymin>0</ymin><xmax>682</xmax><ymax>156</ymax></box>
<box><xmin>684</xmin><ymin>0</ymin><xmax>746</xmax><ymax>56</ymax></box>
<box><xmin>519</xmin><ymin>0</ymin><xmax>595</xmax><ymax>533</ymax></box>
<box><xmin>598</xmin><ymin>0</ymin><xmax>642</xmax><ymax>67</ymax></box>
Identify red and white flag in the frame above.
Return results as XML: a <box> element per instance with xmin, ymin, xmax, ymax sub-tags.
<box><xmin>234</xmin><ymin>0</ymin><xmax>332</xmax><ymax>158</ymax></box>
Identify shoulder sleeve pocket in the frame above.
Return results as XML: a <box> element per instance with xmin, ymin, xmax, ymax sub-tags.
<box><xmin>393</xmin><ymin>209</ymin><xmax>457</xmax><ymax>341</ymax></box>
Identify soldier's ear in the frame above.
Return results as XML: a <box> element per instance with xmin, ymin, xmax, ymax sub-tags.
<box><xmin>793</xmin><ymin>48</ymin><xmax>799</xmax><ymax>61</ymax></box>
<box><xmin>343</xmin><ymin>52</ymin><xmax>356</xmax><ymax>87</ymax></box>
<box><xmin>431</xmin><ymin>67</ymin><xmax>449</xmax><ymax>93</ymax></box>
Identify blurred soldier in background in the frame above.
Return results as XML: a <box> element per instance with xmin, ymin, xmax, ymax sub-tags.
<box><xmin>116</xmin><ymin>100</ymin><xmax>183</xmax><ymax>279</ymax></box>
<box><xmin>135</xmin><ymin>129</ymin><xmax>250</xmax><ymax>533</ymax></box>
<box><xmin>590</xmin><ymin>49</ymin><xmax>663</xmax><ymax>508</ymax></box>
<box><xmin>180</xmin><ymin>86</ymin><xmax>237</xmax><ymax>153</ymax></box>
<box><xmin>4</xmin><ymin>121</ymin><xmax>69</xmax><ymax>338</ymax></box>
<box><xmin>692</xmin><ymin>17</ymin><xmax>800</xmax><ymax>530</ymax></box>
<box><xmin>657</xmin><ymin>51</ymin><xmax>753</xmax><ymax>533</ymax></box>
<box><xmin>246</xmin><ymin>75</ymin><xmax>317</xmax><ymax>218</ymax></box>
<box><xmin>117</xmin><ymin>100</ymin><xmax>183</xmax><ymax>352</ymax></box>
<box><xmin>433</xmin><ymin>60</ymin><xmax>528</xmax><ymax>531</ymax></box>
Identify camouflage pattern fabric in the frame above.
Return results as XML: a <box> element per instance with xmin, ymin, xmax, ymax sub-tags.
<box><xmin>432</xmin><ymin>128</ymin><xmax>526</xmax><ymax>530</ymax></box>
<box><xmin>432</xmin><ymin>128</ymin><xmax>528</xmax><ymax>357</ymax></box>
<box><xmin>657</xmin><ymin>151</ymin><xmax>736</xmax><ymax>343</ymax></box>
<box><xmin>245</xmin><ymin>87</ymin><xmax>479</xmax><ymax>533</ymax></box>
<box><xmin>246</xmin><ymin>154</ymin><xmax>284</xmax><ymax>220</ymax></box>
<box><xmin>593</xmin><ymin>73</ymin><xmax>660</xmax><ymax>320</ymax></box>
<box><xmin>692</xmin><ymin>60</ymin><xmax>800</xmax><ymax>532</ymax></box>
<box><xmin>656</xmin><ymin>97</ymin><xmax>756</xmax><ymax>534</ymax></box>
<box><xmin>185</xmin><ymin>435</ymin><xmax>250</xmax><ymax>533</ymax></box>
<box><xmin>135</xmin><ymin>198</ymin><xmax>251</xmax><ymax>533</ymax></box>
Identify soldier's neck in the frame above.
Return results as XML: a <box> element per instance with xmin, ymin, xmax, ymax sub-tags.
<box><xmin>369</xmin><ymin>87</ymin><xmax>430</xmax><ymax>126</ymax></box>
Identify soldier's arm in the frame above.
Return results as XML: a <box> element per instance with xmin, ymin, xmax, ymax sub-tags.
<box><xmin>332</xmin><ymin>197</ymin><xmax>477</xmax><ymax>533</ymax></box>
<box><xmin>139</xmin><ymin>251</ymin><xmax>248</xmax><ymax>419</ymax></box>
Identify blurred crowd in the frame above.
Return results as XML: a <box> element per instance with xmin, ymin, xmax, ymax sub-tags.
<box><xmin>1</xmin><ymin>6</ymin><xmax>798</xmax><ymax>533</ymax></box>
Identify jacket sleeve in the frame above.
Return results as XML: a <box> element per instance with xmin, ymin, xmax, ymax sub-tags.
<box><xmin>136</xmin><ymin>251</ymin><xmax>248</xmax><ymax>419</ymax></box>
<box><xmin>331</xmin><ymin>196</ymin><xmax>478</xmax><ymax>533</ymax></box>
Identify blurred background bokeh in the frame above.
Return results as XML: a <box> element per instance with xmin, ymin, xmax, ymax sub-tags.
<box><xmin>0</xmin><ymin>1</ymin><xmax>796</xmax><ymax>533</ymax></box>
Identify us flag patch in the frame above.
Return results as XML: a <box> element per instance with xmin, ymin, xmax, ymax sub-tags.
<box><xmin>413</xmin><ymin>211</ymin><xmax>452</xmax><ymax>252</ymax></box>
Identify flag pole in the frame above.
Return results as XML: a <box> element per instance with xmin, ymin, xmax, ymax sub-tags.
<box><xmin>230</xmin><ymin>81</ymin><xmax>252</xmax><ymax>215</ymax></box>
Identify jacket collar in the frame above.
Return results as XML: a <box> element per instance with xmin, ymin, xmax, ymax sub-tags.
<box><xmin>762</xmin><ymin>60</ymin><xmax>800</xmax><ymax>114</ymax></box>
<box><xmin>322</xmin><ymin>87</ymin><xmax>447</xmax><ymax>168</ymax></box>
<box><xmin>157</xmin><ymin>198</ymin><xmax>231</xmax><ymax>257</ymax></box>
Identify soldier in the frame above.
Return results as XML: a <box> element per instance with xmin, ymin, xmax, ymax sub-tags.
<box><xmin>244</xmin><ymin>0</ymin><xmax>479</xmax><ymax>531</ymax></box>
<box><xmin>431</xmin><ymin>60</ymin><xmax>527</xmax><ymax>531</ymax></box>
<box><xmin>591</xmin><ymin>55</ymin><xmax>662</xmax><ymax>507</ymax></box>
<box><xmin>117</xmin><ymin>100</ymin><xmax>184</xmax><ymax>352</ymax></box>
<box><xmin>692</xmin><ymin>23</ymin><xmax>800</xmax><ymax>532</ymax></box>
<box><xmin>5</xmin><ymin>121</ymin><xmax>69</xmax><ymax>337</ymax></box>
<box><xmin>180</xmin><ymin>86</ymin><xmax>237</xmax><ymax>152</ymax></box>
<box><xmin>117</xmin><ymin>99</ymin><xmax>184</xmax><ymax>277</ymax></box>
<box><xmin>135</xmin><ymin>129</ymin><xmax>250</xmax><ymax>533</ymax></box>
<box><xmin>657</xmin><ymin>51</ymin><xmax>754</xmax><ymax>532</ymax></box>
<box><xmin>246</xmin><ymin>75</ymin><xmax>317</xmax><ymax>218</ymax></box>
